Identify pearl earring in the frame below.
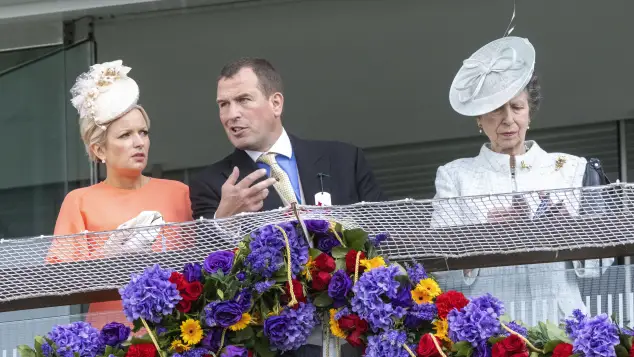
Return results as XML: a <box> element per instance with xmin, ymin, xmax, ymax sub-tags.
<box><xmin>101</xmin><ymin>159</ymin><xmax>105</xmax><ymax>164</ymax></box>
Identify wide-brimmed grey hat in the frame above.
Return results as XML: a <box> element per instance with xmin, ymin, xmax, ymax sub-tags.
<box><xmin>449</xmin><ymin>36</ymin><xmax>535</xmax><ymax>117</ymax></box>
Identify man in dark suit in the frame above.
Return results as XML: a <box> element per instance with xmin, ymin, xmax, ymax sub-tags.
<box><xmin>189</xmin><ymin>57</ymin><xmax>386</xmax><ymax>357</ymax></box>
<box><xmin>190</xmin><ymin>57</ymin><xmax>386</xmax><ymax>220</ymax></box>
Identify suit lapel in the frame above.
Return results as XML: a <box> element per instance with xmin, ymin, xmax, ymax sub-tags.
<box><xmin>291</xmin><ymin>136</ymin><xmax>331</xmax><ymax>205</ymax></box>
<box><xmin>224</xmin><ymin>149</ymin><xmax>284</xmax><ymax>211</ymax></box>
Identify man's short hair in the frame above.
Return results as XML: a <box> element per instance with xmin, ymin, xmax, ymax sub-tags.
<box><xmin>219</xmin><ymin>57</ymin><xmax>283</xmax><ymax>97</ymax></box>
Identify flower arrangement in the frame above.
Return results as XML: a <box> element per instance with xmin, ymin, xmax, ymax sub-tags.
<box><xmin>17</xmin><ymin>218</ymin><xmax>634</xmax><ymax>357</ymax></box>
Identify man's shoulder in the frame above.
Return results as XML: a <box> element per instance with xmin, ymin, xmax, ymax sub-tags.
<box><xmin>292</xmin><ymin>136</ymin><xmax>360</xmax><ymax>154</ymax></box>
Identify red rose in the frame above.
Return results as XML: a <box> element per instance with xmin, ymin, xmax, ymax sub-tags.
<box><xmin>182</xmin><ymin>281</ymin><xmax>203</xmax><ymax>301</ymax></box>
<box><xmin>312</xmin><ymin>271</ymin><xmax>332</xmax><ymax>291</ymax></box>
<box><xmin>177</xmin><ymin>298</ymin><xmax>192</xmax><ymax>313</ymax></box>
<box><xmin>337</xmin><ymin>315</ymin><xmax>368</xmax><ymax>348</ymax></box>
<box><xmin>435</xmin><ymin>291</ymin><xmax>470</xmax><ymax>319</ymax></box>
<box><xmin>492</xmin><ymin>335</ymin><xmax>528</xmax><ymax>357</ymax></box>
<box><xmin>125</xmin><ymin>343</ymin><xmax>157</xmax><ymax>357</ymax></box>
<box><xmin>283</xmin><ymin>279</ymin><xmax>306</xmax><ymax>304</ymax></box>
<box><xmin>552</xmin><ymin>343</ymin><xmax>574</xmax><ymax>357</ymax></box>
<box><xmin>417</xmin><ymin>334</ymin><xmax>442</xmax><ymax>357</ymax></box>
<box><xmin>314</xmin><ymin>253</ymin><xmax>336</xmax><ymax>273</ymax></box>
<box><xmin>248</xmin><ymin>350</ymin><xmax>253</xmax><ymax>357</ymax></box>
<box><xmin>169</xmin><ymin>272</ymin><xmax>187</xmax><ymax>290</ymax></box>
<box><xmin>345</xmin><ymin>250</ymin><xmax>366</xmax><ymax>274</ymax></box>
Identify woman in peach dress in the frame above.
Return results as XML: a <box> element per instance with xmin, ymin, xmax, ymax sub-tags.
<box><xmin>47</xmin><ymin>60</ymin><xmax>192</xmax><ymax>329</ymax></box>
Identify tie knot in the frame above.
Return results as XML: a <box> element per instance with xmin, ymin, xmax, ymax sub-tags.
<box><xmin>257</xmin><ymin>152</ymin><xmax>278</xmax><ymax>166</ymax></box>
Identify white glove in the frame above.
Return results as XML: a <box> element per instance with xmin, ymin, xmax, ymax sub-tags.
<box><xmin>103</xmin><ymin>211</ymin><xmax>164</xmax><ymax>257</ymax></box>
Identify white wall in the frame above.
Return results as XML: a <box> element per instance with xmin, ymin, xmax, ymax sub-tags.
<box><xmin>93</xmin><ymin>0</ymin><xmax>634</xmax><ymax>173</ymax></box>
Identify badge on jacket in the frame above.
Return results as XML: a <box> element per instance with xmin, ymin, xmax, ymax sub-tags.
<box><xmin>316</xmin><ymin>173</ymin><xmax>331</xmax><ymax>206</ymax></box>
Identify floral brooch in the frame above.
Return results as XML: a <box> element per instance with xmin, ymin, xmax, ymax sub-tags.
<box><xmin>555</xmin><ymin>156</ymin><xmax>567</xmax><ymax>171</ymax></box>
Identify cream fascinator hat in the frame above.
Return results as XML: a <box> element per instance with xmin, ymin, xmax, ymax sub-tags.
<box><xmin>70</xmin><ymin>60</ymin><xmax>140</xmax><ymax>129</ymax></box>
<box><xmin>449</xmin><ymin>36</ymin><xmax>535</xmax><ymax>117</ymax></box>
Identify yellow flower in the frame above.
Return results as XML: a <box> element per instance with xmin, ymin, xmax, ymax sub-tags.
<box><xmin>170</xmin><ymin>339</ymin><xmax>190</xmax><ymax>353</ymax></box>
<box><xmin>180</xmin><ymin>319</ymin><xmax>203</xmax><ymax>345</ymax></box>
<box><xmin>303</xmin><ymin>256</ymin><xmax>315</xmax><ymax>280</ymax></box>
<box><xmin>329</xmin><ymin>309</ymin><xmax>348</xmax><ymax>339</ymax></box>
<box><xmin>359</xmin><ymin>257</ymin><xmax>386</xmax><ymax>271</ymax></box>
<box><xmin>411</xmin><ymin>278</ymin><xmax>441</xmax><ymax>304</ymax></box>
<box><xmin>433</xmin><ymin>318</ymin><xmax>451</xmax><ymax>344</ymax></box>
<box><xmin>230</xmin><ymin>313</ymin><xmax>252</xmax><ymax>331</ymax></box>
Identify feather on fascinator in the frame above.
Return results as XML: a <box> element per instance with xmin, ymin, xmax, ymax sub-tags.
<box><xmin>70</xmin><ymin>60</ymin><xmax>140</xmax><ymax>129</ymax></box>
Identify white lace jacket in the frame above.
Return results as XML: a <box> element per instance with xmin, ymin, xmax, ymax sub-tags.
<box><xmin>431</xmin><ymin>140</ymin><xmax>613</xmax><ymax>320</ymax></box>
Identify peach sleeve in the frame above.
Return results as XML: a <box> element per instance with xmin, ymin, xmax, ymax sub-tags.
<box><xmin>47</xmin><ymin>192</ymin><xmax>91</xmax><ymax>264</ymax></box>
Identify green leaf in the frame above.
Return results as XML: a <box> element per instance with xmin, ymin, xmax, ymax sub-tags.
<box><xmin>543</xmin><ymin>340</ymin><xmax>564</xmax><ymax>354</ymax></box>
<box><xmin>331</xmin><ymin>247</ymin><xmax>351</xmax><ymax>259</ymax></box>
<box><xmin>616</xmin><ymin>345</ymin><xmax>630</xmax><ymax>357</ymax></box>
<box><xmin>530</xmin><ymin>352</ymin><xmax>541</xmax><ymax>357</ymax></box>
<box><xmin>104</xmin><ymin>345</ymin><xmax>114</xmax><ymax>355</ymax></box>
<box><xmin>452</xmin><ymin>341</ymin><xmax>473</xmax><ymax>357</ymax></box>
<box><xmin>130</xmin><ymin>336</ymin><xmax>153</xmax><ymax>344</ymax></box>
<box><xmin>335</xmin><ymin>259</ymin><xmax>346</xmax><ymax>271</ymax></box>
<box><xmin>309</xmin><ymin>248</ymin><xmax>323</xmax><ymax>259</ymax></box>
<box><xmin>313</xmin><ymin>291</ymin><xmax>334</xmax><ymax>308</ymax></box>
<box><xmin>344</xmin><ymin>229</ymin><xmax>368</xmax><ymax>251</ymax></box>
<box><xmin>233</xmin><ymin>326</ymin><xmax>255</xmax><ymax>342</ymax></box>
<box><xmin>217</xmin><ymin>289</ymin><xmax>225</xmax><ymax>299</ymax></box>
<box><xmin>17</xmin><ymin>346</ymin><xmax>37</xmax><ymax>357</ymax></box>
<box><xmin>488</xmin><ymin>336</ymin><xmax>506</xmax><ymax>345</ymax></box>
<box><xmin>132</xmin><ymin>319</ymin><xmax>144</xmax><ymax>333</ymax></box>
<box><xmin>33</xmin><ymin>336</ymin><xmax>44</xmax><ymax>355</ymax></box>
<box><xmin>619</xmin><ymin>334</ymin><xmax>633</xmax><ymax>350</ymax></box>
<box><xmin>254</xmin><ymin>339</ymin><xmax>276</xmax><ymax>357</ymax></box>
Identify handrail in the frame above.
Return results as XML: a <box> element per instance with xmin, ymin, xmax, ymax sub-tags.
<box><xmin>0</xmin><ymin>38</ymin><xmax>92</xmax><ymax>78</ymax></box>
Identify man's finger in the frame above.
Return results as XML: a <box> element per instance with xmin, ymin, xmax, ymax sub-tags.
<box><xmin>224</xmin><ymin>167</ymin><xmax>240</xmax><ymax>186</ymax></box>
<box><xmin>246</xmin><ymin>177</ymin><xmax>277</xmax><ymax>196</ymax></box>
<box><xmin>236</xmin><ymin>169</ymin><xmax>268</xmax><ymax>189</ymax></box>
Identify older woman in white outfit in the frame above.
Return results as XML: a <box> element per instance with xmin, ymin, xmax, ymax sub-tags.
<box><xmin>431</xmin><ymin>36</ymin><xmax>612</xmax><ymax>323</ymax></box>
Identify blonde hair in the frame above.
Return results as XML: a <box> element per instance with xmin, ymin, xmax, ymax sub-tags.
<box><xmin>79</xmin><ymin>105</ymin><xmax>151</xmax><ymax>161</ymax></box>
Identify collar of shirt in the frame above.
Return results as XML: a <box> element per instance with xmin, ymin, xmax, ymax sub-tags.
<box><xmin>245</xmin><ymin>128</ymin><xmax>293</xmax><ymax>162</ymax></box>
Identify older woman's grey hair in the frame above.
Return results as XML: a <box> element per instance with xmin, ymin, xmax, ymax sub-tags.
<box><xmin>526</xmin><ymin>74</ymin><xmax>542</xmax><ymax>116</ymax></box>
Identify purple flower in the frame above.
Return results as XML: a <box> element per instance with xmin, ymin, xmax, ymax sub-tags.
<box><xmin>364</xmin><ymin>329</ymin><xmax>414</xmax><ymax>357</ymax></box>
<box><xmin>204</xmin><ymin>301</ymin><xmax>243</xmax><ymax>328</ymax></box>
<box><xmin>201</xmin><ymin>328</ymin><xmax>226</xmax><ymax>351</ymax></box>
<box><xmin>41</xmin><ymin>342</ymin><xmax>52</xmax><ymax>357</ymax></box>
<box><xmin>246</xmin><ymin>222</ymin><xmax>309</xmax><ymax>278</ymax></box>
<box><xmin>475</xmin><ymin>341</ymin><xmax>492</xmax><ymax>357</ymax></box>
<box><xmin>407</xmin><ymin>263</ymin><xmax>428</xmax><ymax>284</ymax></box>
<box><xmin>119</xmin><ymin>264</ymin><xmax>181</xmax><ymax>323</ymax></box>
<box><xmin>470</xmin><ymin>294</ymin><xmax>505</xmax><ymax>318</ymax></box>
<box><xmin>504</xmin><ymin>321</ymin><xmax>528</xmax><ymax>337</ymax></box>
<box><xmin>204</xmin><ymin>251</ymin><xmax>234</xmax><ymax>275</ymax></box>
<box><xmin>99</xmin><ymin>322</ymin><xmax>130</xmax><ymax>347</ymax></box>
<box><xmin>264</xmin><ymin>302</ymin><xmax>318</xmax><ymax>352</ymax></box>
<box><xmin>335</xmin><ymin>307</ymin><xmax>350</xmax><ymax>321</ymax></box>
<box><xmin>304</xmin><ymin>220</ymin><xmax>330</xmax><ymax>234</ymax></box>
<box><xmin>568</xmin><ymin>313</ymin><xmax>619</xmax><ymax>357</ymax></box>
<box><xmin>183</xmin><ymin>349</ymin><xmax>212</xmax><ymax>357</ymax></box>
<box><xmin>255</xmin><ymin>280</ymin><xmax>275</xmax><ymax>294</ymax></box>
<box><xmin>221</xmin><ymin>346</ymin><xmax>248</xmax><ymax>357</ymax></box>
<box><xmin>565</xmin><ymin>309</ymin><xmax>587</xmax><ymax>339</ymax></box>
<box><xmin>183</xmin><ymin>263</ymin><xmax>203</xmax><ymax>282</ymax></box>
<box><xmin>236</xmin><ymin>272</ymin><xmax>246</xmax><ymax>282</ymax></box>
<box><xmin>156</xmin><ymin>326</ymin><xmax>168</xmax><ymax>335</ymax></box>
<box><xmin>370</xmin><ymin>232</ymin><xmax>389</xmax><ymax>247</ymax></box>
<box><xmin>404</xmin><ymin>303</ymin><xmax>437</xmax><ymax>329</ymax></box>
<box><xmin>351</xmin><ymin>265</ymin><xmax>406</xmax><ymax>332</ymax></box>
<box><xmin>316</xmin><ymin>234</ymin><xmax>340</xmax><ymax>253</ymax></box>
<box><xmin>447</xmin><ymin>296</ymin><xmax>502</xmax><ymax>346</ymax></box>
<box><xmin>328</xmin><ymin>270</ymin><xmax>352</xmax><ymax>306</ymax></box>
<box><xmin>392</xmin><ymin>282</ymin><xmax>414</xmax><ymax>308</ymax></box>
<box><xmin>234</xmin><ymin>289</ymin><xmax>252</xmax><ymax>313</ymax></box>
<box><xmin>48</xmin><ymin>321</ymin><xmax>104</xmax><ymax>357</ymax></box>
